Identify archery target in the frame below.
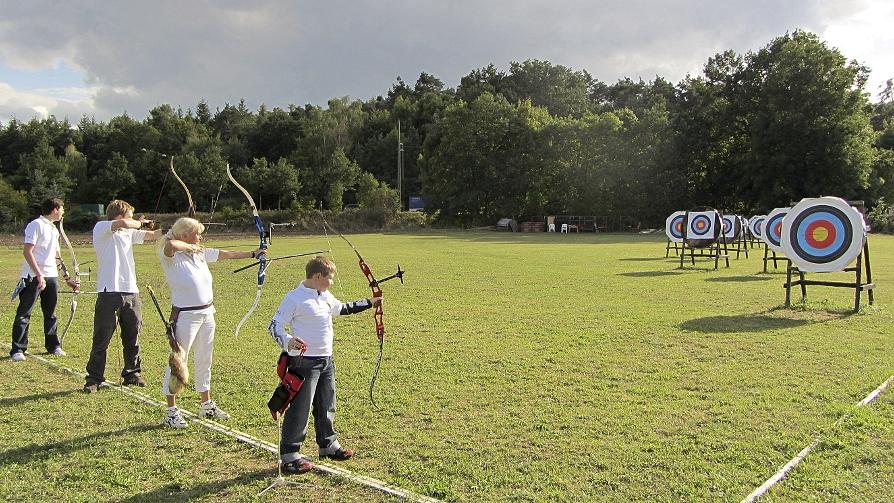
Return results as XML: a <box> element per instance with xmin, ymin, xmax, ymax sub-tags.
<box><xmin>748</xmin><ymin>215</ymin><xmax>766</xmax><ymax>239</ymax></box>
<box><xmin>762</xmin><ymin>207</ymin><xmax>790</xmax><ymax>253</ymax></box>
<box><xmin>665</xmin><ymin>211</ymin><xmax>685</xmax><ymax>243</ymax></box>
<box><xmin>781</xmin><ymin>197</ymin><xmax>865</xmax><ymax>273</ymax></box>
<box><xmin>686</xmin><ymin>210</ymin><xmax>717</xmax><ymax>240</ymax></box>
<box><xmin>721</xmin><ymin>214</ymin><xmax>740</xmax><ymax>239</ymax></box>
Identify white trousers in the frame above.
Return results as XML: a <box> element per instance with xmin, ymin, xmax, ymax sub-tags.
<box><xmin>161</xmin><ymin>310</ymin><xmax>216</xmax><ymax>395</ymax></box>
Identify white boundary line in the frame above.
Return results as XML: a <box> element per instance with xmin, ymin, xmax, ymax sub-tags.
<box><xmin>741</xmin><ymin>375</ymin><xmax>894</xmax><ymax>503</ymax></box>
<box><xmin>11</xmin><ymin>347</ymin><xmax>440</xmax><ymax>503</ymax></box>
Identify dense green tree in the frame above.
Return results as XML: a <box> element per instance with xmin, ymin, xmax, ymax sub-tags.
<box><xmin>421</xmin><ymin>93</ymin><xmax>551</xmax><ymax>223</ymax></box>
<box><xmin>0</xmin><ymin>175</ymin><xmax>29</xmax><ymax>228</ymax></box>
<box><xmin>735</xmin><ymin>31</ymin><xmax>874</xmax><ymax>208</ymax></box>
<box><xmin>500</xmin><ymin>59</ymin><xmax>593</xmax><ymax>117</ymax></box>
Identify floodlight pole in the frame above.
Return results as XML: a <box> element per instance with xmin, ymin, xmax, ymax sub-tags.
<box><xmin>397</xmin><ymin>119</ymin><xmax>404</xmax><ymax>210</ymax></box>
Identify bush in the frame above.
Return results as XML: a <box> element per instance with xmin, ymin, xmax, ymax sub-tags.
<box><xmin>867</xmin><ymin>198</ymin><xmax>894</xmax><ymax>233</ymax></box>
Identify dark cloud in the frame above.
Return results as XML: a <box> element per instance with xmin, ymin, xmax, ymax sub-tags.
<box><xmin>0</xmin><ymin>0</ymin><xmax>878</xmax><ymax>121</ymax></box>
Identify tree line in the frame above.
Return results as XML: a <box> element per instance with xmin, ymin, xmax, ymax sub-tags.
<box><xmin>2</xmin><ymin>30</ymin><xmax>893</xmax><ymax>231</ymax></box>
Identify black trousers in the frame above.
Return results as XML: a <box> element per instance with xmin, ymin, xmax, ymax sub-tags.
<box><xmin>10</xmin><ymin>277</ymin><xmax>60</xmax><ymax>356</ymax></box>
<box><xmin>85</xmin><ymin>292</ymin><xmax>143</xmax><ymax>384</ymax></box>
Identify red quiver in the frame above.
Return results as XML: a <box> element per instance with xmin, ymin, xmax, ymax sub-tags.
<box><xmin>267</xmin><ymin>352</ymin><xmax>304</xmax><ymax>420</ymax></box>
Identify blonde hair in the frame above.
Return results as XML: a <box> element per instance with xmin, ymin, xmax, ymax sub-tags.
<box><xmin>106</xmin><ymin>199</ymin><xmax>135</xmax><ymax>220</ymax></box>
<box><xmin>306</xmin><ymin>256</ymin><xmax>337</xmax><ymax>279</ymax></box>
<box><xmin>168</xmin><ymin>217</ymin><xmax>205</xmax><ymax>240</ymax></box>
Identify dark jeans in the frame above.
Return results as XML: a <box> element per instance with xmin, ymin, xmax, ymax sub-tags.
<box><xmin>85</xmin><ymin>292</ymin><xmax>143</xmax><ymax>384</ymax></box>
<box><xmin>10</xmin><ymin>277</ymin><xmax>60</xmax><ymax>355</ymax></box>
<box><xmin>280</xmin><ymin>355</ymin><xmax>338</xmax><ymax>462</ymax></box>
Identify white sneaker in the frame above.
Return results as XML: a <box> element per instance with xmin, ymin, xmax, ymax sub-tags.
<box><xmin>164</xmin><ymin>407</ymin><xmax>188</xmax><ymax>429</ymax></box>
<box><xmin>200</xmin><ymin>400</ymin><xmax>230</xmax><ymax>420</ymax></box>
<box><xmin>10</xmin><ymin>352</ymin><xmax>25</xmax><ymax>362</ymax></box>
<box><xmin>52</xmin><ymin>347</ymin><xmax>66</xmax><ymax>356</ymax></box>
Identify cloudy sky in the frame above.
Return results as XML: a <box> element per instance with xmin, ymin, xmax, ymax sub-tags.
<box><xmin>0</xmin><ymin>0</ymin><xmax>891</xmax><ymax>124</ymax></box>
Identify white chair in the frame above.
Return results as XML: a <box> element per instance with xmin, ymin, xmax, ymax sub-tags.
<box><xmin>548</xmin><ymin>223</ymin><xmax>556</xmax><ymax>232</ymax></box>
<box><xmin>561</xmin><ymin>224</ymin><xmax>569</xmax><ymax>233</ymax></box>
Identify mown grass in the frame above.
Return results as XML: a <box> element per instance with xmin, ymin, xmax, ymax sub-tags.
<box><xmin>1</xmin><ymin>231</ymin><xmax>892</xmax><ymax>502</ymax></box>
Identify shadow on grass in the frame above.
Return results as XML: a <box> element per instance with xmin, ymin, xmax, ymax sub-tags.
<box><xmin>0</xmin><ymin>424</ymin><xmax>163</xmax><ymax>466</ymax></box>
<box><xmin>680</xmin><ymin>314</ymin><xmax>812</xmax><ymax>333</ymax></box>
<box><xmin>0</xmin><ymin>389</ymin><xmax>79</xmax><ymax>408</ymax></box>
<box><xmin>704</xmin><ymin>275</ymin><xmax>776</xmax><ymax>283</ymax></box>
<box><xmin>616</xmin><ymin>270</ymin><xmax>683</xmax><ymax>278</ymax></box>
<box><xmin>116</xmin><ymin>469</ymin><xmax>274</xmax><ymax>503</ymax></box>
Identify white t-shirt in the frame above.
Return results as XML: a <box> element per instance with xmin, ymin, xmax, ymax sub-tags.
<box><xmin>20</xmin><ymin>215</ymin><xmax>60</xmax><ymax>278</ymax></box>
<box><xmin>160</xmin><ymin>247</ymin><xmax>219</xmax><ymax>313</ymax></box>
<box><xmin>270</xmin><ymin>283</ymin><xmax>344</xmax><ymax>357</ymax></box>
<box><xmin>93</xmin><ymin>220</ymin><xmax>148</xmax><ymax>294</ymax></box>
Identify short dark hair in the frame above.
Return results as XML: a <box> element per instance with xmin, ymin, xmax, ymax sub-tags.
<box><xmin>41</xmin><ymin>198</ymin><xmax>64</xmax><ymax>215</ymax></box>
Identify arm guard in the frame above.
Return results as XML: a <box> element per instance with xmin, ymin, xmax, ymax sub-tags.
<box><xmin>340</xmin><ymin>298</ymin><xmax>373</xmax><ymax>315</ymax></box>
<box><xmin>268</xmin><ymin>319</ymin><xmax>290</xmax><ymax>352</ymax></box>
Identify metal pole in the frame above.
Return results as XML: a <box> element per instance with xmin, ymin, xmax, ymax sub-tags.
<box><xmin>397</xmin><ymin>120</ymin><xmax>403</xmax><ymax>210</ymax></box>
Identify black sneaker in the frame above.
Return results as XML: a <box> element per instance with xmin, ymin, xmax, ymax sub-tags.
<box><xmin>122</xmin><ymin>375</ymin><xmax>146</xmax><ymax>387</ymax></box>
<box><xmin>319</xmin><ymin>447</ymin><xmax>354</xmax><ymax>461</ymax></box>
<box><xmin>282</xmin><ymin>458</ymin><xmax>314</xmax><ymax>474</ymax></box>
<box><xmin>83</xmin><ymin>383</ymin><xmax>98</xmax><ymax>393</ymax></box>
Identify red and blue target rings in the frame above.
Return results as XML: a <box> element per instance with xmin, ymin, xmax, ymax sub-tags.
<box><xmin>688</xmin><ymin>214</ymin><xmax>713</xmax><ymax>238</ymax></box>
<box><xmin>666</xmin><ymin>211</ymin><xmax>685</xmax><ymax>242</ymax></box>
<box><xmin>787</xmin><ymin>205</ymin><xmax>852</xmax><ymax>264</ymax></box>
<box><xmin>763</xmin><ymin>208</ymin><xmax>790</xmax><ymax>253</ymax></box>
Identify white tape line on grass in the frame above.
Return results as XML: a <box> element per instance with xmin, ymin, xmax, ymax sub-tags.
<box><xmin>15</xmin><ymin>349</ymin><xmax>440</xmax><ymax>503</ymax></box>
<box><xmin>741</xmin><ymin>375</ymin><xmax>894</xmax><ymax>503</ymax></box>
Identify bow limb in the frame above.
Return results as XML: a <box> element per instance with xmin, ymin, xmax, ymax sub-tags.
<box><xmin>321</xmin><ymin>218</ymin><xmax>386</xmax><ymax>407</ymax></box>
<box><xmin>56</xmin><ymin>217</ymin><xmax>80</xmax><ymax>347</ymax></box>
<box><xmin>226</xmin><ymin>163</ymin><xmax>269</xmax><ymax>337</ymax></box>
<box><xmin>169</xmin><ymin>155</ymin><xmax>196</xmax><ymax>218</ymax></box>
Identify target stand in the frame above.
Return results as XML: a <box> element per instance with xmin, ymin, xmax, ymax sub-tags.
<box><xmin>784</xmin><ymin>241</ymin><xmax>875</xmax><ymax>312</ymax></box>
<box><xmin>665</xmin><ymin>239</ymin><xmax>683</xmax><ymax>257</ymax></box>
<box><xmin>760</xmin><ymin>208</ymin><xmax>790</xmax><ymax>273</ymax></box>
<box><xmin>762</xmin><ymin>247</ymin><xmax>789</xmax><ymax>273</ymax></box>
<box><xmin>721</xmin><ymin>214</ymin><xmax>749</xmax><ymax>259</ymax></box>
<box><xmin>780</xmin><ymin>197</ymin><xmax>876</xmax><ymax>312</ymax></box>
<box><xmin>677</xmin><ymin>209</ymin><xmax>729</xmax><ymax>270</ymax></box>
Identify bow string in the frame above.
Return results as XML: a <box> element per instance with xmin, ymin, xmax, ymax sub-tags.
<box><xmin>56</xmin><ymin>217</ymin><xmax>80</xmax><ymax>347</ymax></box>
<box><xmin>322</xmin><ymin>217</ymin><xmax>404</xmax><ymax>407</ymax></box>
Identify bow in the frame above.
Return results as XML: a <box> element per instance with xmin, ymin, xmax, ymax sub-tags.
<box><xmin>226</xmin><ymin>163</ymin><xmax>269</xmax><ymax>337</ymax></box>
<box><xmin>56</xmin><ymin>217</ymin><xmax>80</xmax><ymax>347</ymax></box>
<box><xmin>323</xmin><ymin>219</ymin><xmax>404</xmax><ymax>407</ymax></box>
<box><xmin>169</xmin><ymin>155</ymin><xmax>196</xmax><ymax>218</ymax></box>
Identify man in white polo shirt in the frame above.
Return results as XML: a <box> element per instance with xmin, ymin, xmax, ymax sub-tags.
<box><xmin>84</xmin><ymin>199</ymin><xmax>163</xmax><ymax>393</ymax></box>
<box><xmin>10</xmin><ymin>198</ymin><xmax>80</xmax><ymax>361</ymax></box>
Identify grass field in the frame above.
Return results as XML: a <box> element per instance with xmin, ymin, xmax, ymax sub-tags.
<box><xmin>1</xmin><ymin>230</ymin><xmax>892</xmax><ymax>502</ymax></box>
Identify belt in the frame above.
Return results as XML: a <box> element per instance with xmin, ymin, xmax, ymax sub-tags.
<box><xmin>169</xmin><ymin>303</ymin><xmax>213</xmax><ymax>324</ymax></box>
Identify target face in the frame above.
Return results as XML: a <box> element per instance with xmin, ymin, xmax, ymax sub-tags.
<box><xmin>665</xmin><ymin>211</ymin><xmax>685</xmax><ymax>243</ymax></box>
<box><xmin>748</xmin><ymin>215</ymin><xmax>766</xmax><ymax>238</ymax></box>
<box><xmin>781</xmin><ymin>197</ymin><xmax>865</xmax><ymax>273</ymax></box>
<box><xmin>686</xmin><ymin>210</ymin><xmax>717</xmax><ymax>240</ymax></box>
<box><xmin>721</xmin><ymin>215</ymin><xmax>739</xmax><ymax>238</ymax></box>
<box><xmin>762</xmin><ymin>207</ymin><xmax>789</xmax><ymax>253</ymax></box>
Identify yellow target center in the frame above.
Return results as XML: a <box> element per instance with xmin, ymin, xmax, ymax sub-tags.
<box><xmin>811</xmin><ymin>227</ymin><xmax>829</xmax><ymax>243</ymax></box>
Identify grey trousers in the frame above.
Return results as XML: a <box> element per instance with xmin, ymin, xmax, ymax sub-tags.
<box><xmin>280</xmin><ymin>355</ymin><xmax>339</xmax><ymax>462</ymax></box>
<box><xmin>85</xmin><ymin>292</ymin><xmax>143</xmax><ymax>384</ymax></box>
